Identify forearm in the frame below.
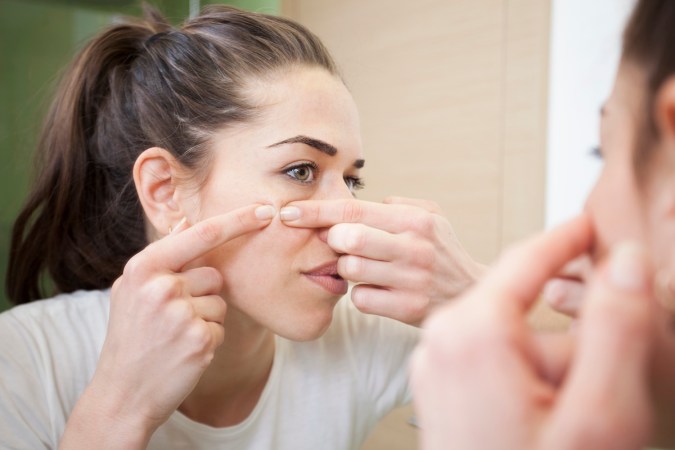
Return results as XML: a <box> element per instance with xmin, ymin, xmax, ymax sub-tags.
<box><xmin>59</xmin><ymin>382</ymin><xmax>155</xmax><ymax>450</ymax></box>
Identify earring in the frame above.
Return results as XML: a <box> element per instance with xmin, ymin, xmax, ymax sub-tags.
<box><xmin>167</xmin><ymin>217</ymin><xmax>188</xmax><ymax>236</ymax></box>
<box><xmin>654</xmin><ymin>269</ymin><xmax>675</xmax><ymax>312</ymax></box>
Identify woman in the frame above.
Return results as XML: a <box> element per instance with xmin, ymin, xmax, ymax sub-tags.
<box><xmin>411</xmin><ymin>0</ymin><xmax>675</xmax><ymax>449</ymax></box>
<box><xmin>0</xmin><ymin>5</ymin><xmax>482</xmax><ymax>450</ymax></box>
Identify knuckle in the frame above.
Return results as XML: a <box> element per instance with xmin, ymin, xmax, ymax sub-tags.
<box><xmin>151</xmin><ymin>275</ymin><xmax>183</xmax><ymax>300</ymax></box>
<box><xmin>185</xmin><ymin>321</ymin><xmax>211</xmax><ymax>351</ymax></box>
<box><xmin>408</xmin><ymin>242</ymin><xmax>436</xmax><ymax>271</ymax></box>
<box><xmin>166</xmin><ymin>299</ymin><xmax>194</xmax><ymax>324</ymax></box>
<box><xmin>307</xmin><ymin>204</ymin><xmax>322</xmax><ymax>223</ymax></box>
<box><xmin>209</xmin><ymin>296</ymin><xmax>228</xmax><ymax>323</ymax></box>
<box><xmin>342</xmin><ymin>201</ymin><xmax>364</xmax><ymax>223</ymax></box>
<box><xmin>123</xmin><ymin>254</ymin><xmax>146</xmax><ymax>279</ymax></box>
<box><xmin>339</xmin><ymin>255</ymin><xmax>363</xmax><ymax>279</ymax></box>
<box><xmin>351</xmin><ymin>287</ymin><xmax>373</xmax><ymax>314</ymax></box>
<box><xmin>111</xmin><ymin>277</ymin><xmax>123</xmax><ymax>294</ymax></box>
<box><xmin>204</xmin><ymin>267</ymin><xmax>224</xmax><ymax>290</ymax></box>
<box><xmin>414</xmin><ymin>270</ymin><xmax>435</xmax><ymax>291</ymax></box>
<box><xmin>194</xmin><ymin>221</ymin><xmax>222</xmax><ymax>246</ymax></box>
<box><xmin>344</xmin><ymin>226</ymin><xmax>368</xmax><ymax>253</ymax></box>
<box><xmin>408</xmin><ymin>212</ymin><xmax>436</xmax><ymax>235</ymax></box>
<box><xmin>401</xmin><ymin>297</ymin><xmax>428</xmax><ymax>322</ymax></box>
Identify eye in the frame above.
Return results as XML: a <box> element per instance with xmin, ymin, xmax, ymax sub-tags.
<box><xmin>284</xmin><ymin>162</ymin><xmax>318</xmax><ymax>184</ymax></box>
<box><xmin>590</xmin><ymin>146</ymin><xmax>604</xmax><ymax>160</ymax></box>
<box><xmin>344</xmin><ymin>176</ymin><xmax>365</xmax><ymax>193</ymax></box>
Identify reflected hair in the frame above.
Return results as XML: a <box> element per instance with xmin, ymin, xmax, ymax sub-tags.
<box><xmin>6</xmin><ymin>4</ymin><xmax>337</xmax><ymax>304</ymax></box>
<box><xmin>622</xmin><ymin>0</ymin><xmax>675</xmax><ymax>145</ymax></box>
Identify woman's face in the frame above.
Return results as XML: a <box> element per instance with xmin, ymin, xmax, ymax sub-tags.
<box><xmin>180</xmin><ymin>67</ymin><xmax>364</xmax><ymax>341</ymax></box>
<box><xmin>586</xmin><ymin>63</ymin><xmax>675</xmax><ymax>272</ymax></box>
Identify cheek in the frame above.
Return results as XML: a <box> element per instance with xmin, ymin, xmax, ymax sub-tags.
<box><xmin>210</xmin><ymin>218</ymin><xmax>312</xmax><ymax>274</ymax></box>
<box><xmin>585</xmin><ymin>169</ymin><xmax>646</xmax><ymax>261</ymax></box>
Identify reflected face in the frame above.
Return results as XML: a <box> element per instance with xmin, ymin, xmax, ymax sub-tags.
<box><xmin>180</xmin><ymin>67</ymin><xmax>364</xmax><ymax>341</ymax></box>
<box><xmin>585</xmin><ymin>63</ymin><xmax>675</xmax><ymax>271</ymax></box>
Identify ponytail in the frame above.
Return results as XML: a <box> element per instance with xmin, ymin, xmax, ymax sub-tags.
<box><xmin>6</xmin><ymin>7</ymin><xmax>169</xmax><ymax>303</ymax></box>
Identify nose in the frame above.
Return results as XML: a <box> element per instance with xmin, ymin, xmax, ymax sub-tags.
<box><xmin>317</xmin><ymin>227</ymin><xmax>330</xmax><ymax>243</ymax></box>
<box><xmin>317</xmin><ymin>177</ymin><xmax>355</xmax><ymax>201</ymax></box>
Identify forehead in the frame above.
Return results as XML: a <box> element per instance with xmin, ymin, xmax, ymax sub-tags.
<box><xmin>245</xmin><ymin>67</ymin><xmax>363</xmax><ymax>156</ymax></box>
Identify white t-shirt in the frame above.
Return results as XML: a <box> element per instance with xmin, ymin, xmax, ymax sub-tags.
<box><xmin>0</xmin><ymin>290</ymin><xmax>419</xmax><ymax>450</ymax></box>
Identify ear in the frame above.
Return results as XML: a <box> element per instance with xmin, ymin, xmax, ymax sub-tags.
<box><xmin>133</xmin><ymin>147</ymin><xmax>185</xmax><ymax>237</ymax></box>
<box><xmin>652</xmin><ymin>78</ymin><xmax>675</xmax><ymax>221</ymax></box>
<box><xmin>655</xmin><ymin>76</ymin><xmax>675</xmax><ymax>142</ymax></box>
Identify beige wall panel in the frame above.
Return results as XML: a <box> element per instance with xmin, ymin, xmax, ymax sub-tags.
<box><xmin>502</xmin><ymin>0</ymin><xmax>568</xmax><ymax>330</ymax></box>
<box><xmin>501</xmin><ymin>0</ymin><xmax>550</xmax><ymax>246</ymax></box>
<box><xmin>284</xmin><ymin>0</ymin><xmax>506</xmax><ymax>264</ymax></box>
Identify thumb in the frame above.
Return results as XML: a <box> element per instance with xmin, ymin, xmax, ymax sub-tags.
<box><xmin>543</xmin><ymin>242</ymin><xmax>656</xmax><ymax>450</ymax></box>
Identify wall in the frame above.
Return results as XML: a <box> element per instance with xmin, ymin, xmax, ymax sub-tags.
<box><xmin>545</xmin><ymin>0</ymin><xmax>635</xmax><ymax>226</ymax></box>
<box><xmin>281</xmin><ymin>0</ymin><xmax>551</xmax><ymax>448</ymax></box>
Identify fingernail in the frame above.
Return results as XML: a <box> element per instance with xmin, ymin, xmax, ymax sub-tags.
<box><xmin>280</xmin><ymin>206</ymin><xmax>301</xmax><ymax>221</ymax></box>
<box><xmin>609</xmin><ymin>242</ymin><xmax>646</xmax><ymax>291</ymax></box>
<box><xmin>255</xmin><ymin>205</ymin><xmax>276</xmax><ymax>220</ymax></box>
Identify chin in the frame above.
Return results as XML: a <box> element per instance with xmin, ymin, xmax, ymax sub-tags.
<box><xmin>273</xmin><ymin>305</ymin><xmax>337</xmax><ymax>342</ymax></box>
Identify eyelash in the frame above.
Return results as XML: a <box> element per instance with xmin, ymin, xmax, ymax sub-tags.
<box><xmin>283</xmin><ymin>162</ymin><xmax>365</xmax><ymax>192</ymax></box>
<box><xmin>590</xmin><ymin>146</ymin><xmax>604</xmax><ymax>160</ymax></box>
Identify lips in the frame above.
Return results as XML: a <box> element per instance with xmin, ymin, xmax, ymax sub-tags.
<box><xmin>302</xmin><ymin>260</ymin><xmax>348</xmax><ymax>296</ymax></box>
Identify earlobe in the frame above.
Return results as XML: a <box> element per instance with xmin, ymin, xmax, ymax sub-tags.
<box><xmin>133</xmin><ymin>147</ymin><xmax>185</xmax><ymax>236</ymax></box>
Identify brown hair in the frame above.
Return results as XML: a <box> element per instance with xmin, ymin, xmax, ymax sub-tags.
<box><xmin>6</xmin><ymin>4</ymin><xmax>337</xmax><ymax>304</ymax></box>
<box><xmin>623</xmin><ymin>0</ymin><xmax>675</xmax><ymax>141</ymax></box>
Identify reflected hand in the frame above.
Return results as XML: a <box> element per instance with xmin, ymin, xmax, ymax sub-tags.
<box><xmin>410</xmin><ymin>216</ymin><xmax>656</xmax><ymax>450</ymax></box>
<box><xmin>543</xmin><ymin>254</ymin><xmax>593</xmax><ymax>318</ymax></box>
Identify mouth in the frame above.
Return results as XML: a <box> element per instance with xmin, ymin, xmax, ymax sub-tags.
<box><xmin>302</xmin><ymin>260</ymin><xmax>348</xmax><ymax>296</ymax></box>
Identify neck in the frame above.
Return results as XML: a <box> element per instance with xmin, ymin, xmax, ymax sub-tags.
<box><xmin>179</xmin><ymin>306</ymin><xmax>275</xmax><ymax>427</ymax></box>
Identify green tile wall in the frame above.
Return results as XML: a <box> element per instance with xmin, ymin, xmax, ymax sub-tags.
<box><xmin>0</xmin><ymin>0</ymin><xmax>278</xmax><ymax>311</ymax></box>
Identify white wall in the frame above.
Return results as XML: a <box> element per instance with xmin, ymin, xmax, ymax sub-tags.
<box><xmin>546</xmin><ymin>0</ymin><xmax>635</xmax><ymax>227</ymax></box>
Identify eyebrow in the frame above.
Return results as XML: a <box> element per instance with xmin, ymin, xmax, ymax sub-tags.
<box><xmin>267</xmin><ymin>134</ymin><xmax>365</xmax><ymax>168</ymax></box>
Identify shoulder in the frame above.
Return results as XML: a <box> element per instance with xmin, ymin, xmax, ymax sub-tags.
<box><xmin>0</xmin><ymin>289</ymin><xmax>110</xmax><ymax>365</ymax></box>
<box><xmin>1</xmin><ymin>289</ymin><xmax>110</xmax><ymax>330</ymax></box>
<box><xmin>0</xmin><ymin>290</ymin><xmax>110</xmax><ymax>447</ymax></box>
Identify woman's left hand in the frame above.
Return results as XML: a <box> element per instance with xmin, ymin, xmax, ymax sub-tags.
<box><xmin>280</xmin><ymin>197</ymin><xmax>485</xmax><ymax>325</ymax></box>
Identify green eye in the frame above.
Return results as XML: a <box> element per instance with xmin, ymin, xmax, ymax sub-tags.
<box><xmin>285</xmin><ymin>162</ymin><xmax>317</xmax><ymax>184</ymax></box>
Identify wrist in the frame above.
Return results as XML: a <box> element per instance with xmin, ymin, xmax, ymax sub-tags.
<box><xmin>60</xmin><ymin>379</ymin><xmax>157</xmax><ymax>450</ymax></box>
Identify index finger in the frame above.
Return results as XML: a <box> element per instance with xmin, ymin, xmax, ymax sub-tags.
<box><xmin>478</xmin><ymin>215</ymin><xmax>593</xmax><ymax>314</ymax></box>
<box><xmin>280</xmin><ymin>199</ymin><xmax>426</xmax><ymax>233</ymax></box>
<box><xmin>146</xmin><ymin>204</ymin><xmax>275</xmax><ymax>272</ymax></box>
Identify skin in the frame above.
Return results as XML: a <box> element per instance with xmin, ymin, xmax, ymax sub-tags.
<box><xmin>411</xmin><ymin>64</ymin><xmax>675</xmax><ymax>449</ymax></box>
<box><xmin>59</xmin><ymin>66</ymin><xmax>483</xmax><ymax>449</ymax></box>
<box><xmin>279</xmin><ymin>196</ymin><xmax>484</xmax><ymax>325</ymax></box>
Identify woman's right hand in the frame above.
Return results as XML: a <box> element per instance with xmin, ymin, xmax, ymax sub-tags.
<box><xmin>410</xmin><ymin>217</ymin><xmax>657</xmax><ymax>450</ymax></box>
<box><xmin>59</xmin><ymin>204</ymin><xmax>276</xmax><ymax>450</ymax></box>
